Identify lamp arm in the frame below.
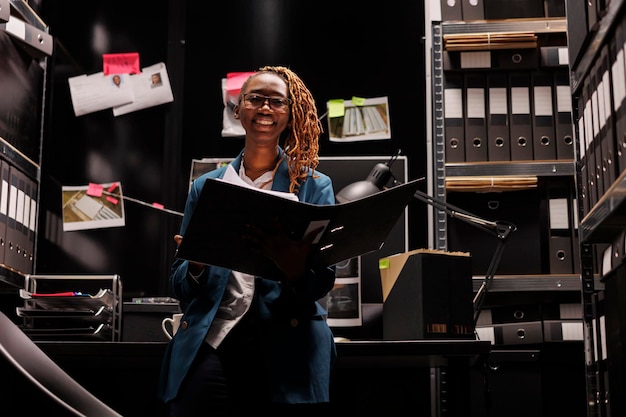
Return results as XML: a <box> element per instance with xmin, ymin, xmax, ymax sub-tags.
<box><xmin>412</xmin><ymin>189</ymin><xmax>516</xmax><ymax>240</ymax></box>
<box><xmin>410</xmin><ymin>187</ymin><xmax>517</xmax><ymax>325</ymax></box>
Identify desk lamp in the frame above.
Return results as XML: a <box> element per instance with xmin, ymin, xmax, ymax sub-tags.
<box><xmin>335</xmin><ymin>150</ymin><xmax>517</xmax><ymax>325</ymax></box>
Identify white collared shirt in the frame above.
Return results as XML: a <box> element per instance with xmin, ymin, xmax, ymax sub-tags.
<box><xmin>204</xmin><ymin>163</ymin><xmax>276</xmax><ymax>348</ymax></box>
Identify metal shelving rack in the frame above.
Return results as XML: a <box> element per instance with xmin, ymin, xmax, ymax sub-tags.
<box><xmin>568</xmin><ymin>1</ymin><xmax>626</xmax><ymax>415</ymax></box>
<box><xmin>429</xmin><ymin>17</ymin><xmax>584</xmax><ymax>293</ymax></box>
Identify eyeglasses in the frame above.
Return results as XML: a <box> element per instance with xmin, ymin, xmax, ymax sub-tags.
<box><xmin>242</xmin><ymin>94</ymin><xmax>291</xmax><ymax>112</ymax></box>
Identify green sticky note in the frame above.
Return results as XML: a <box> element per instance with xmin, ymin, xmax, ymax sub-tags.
<box><xmin>379</xmin><ymin>258</ymin><xmax>390</xmax><ymax>270</ymax></box>
<box><xmin>328</xmin><ymin>99</ymin><xmax>345</xmax><ymax>118</ymax></box>
<box><xmin>351</xmin><ymin>96</ymin><xmax>366</xmax><ymax>106</ymax></box>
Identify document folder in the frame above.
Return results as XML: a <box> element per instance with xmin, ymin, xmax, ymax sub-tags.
<box><xmin>464</xmin><ymin>72</ymin><xmax>488</xmax><ymax>162</ymax></box>
<box><xmin>509</xmin><ymin>72</ymin><xmax>534</xmax><ymax>161</ymax></box>
<box><xmin>611</xmin><ymin>21</ymin><xmax>626</xmax><ymax>175</ymax></box>
<box><xmin>440</xmin><ymin>0</ymin><xmax>462</xmax><ymax>21</ymax></box>
<box><xmin>176</xmin><ymin>177</ymin><xmax>422</xmax><ymax>278</ymax></box>
<box><xmin>444</xmin><ymin>72</ymin><xmax>466</xmax><ymax>162</ymax></box>
<box><xmin>531</xmin><ymin>70</ymin><xmax>556</xmax><ymax>160</ymax></box>
<box><xmin>553</xmin><ymin>69</ymin><xmax>575</xmax><ymax>160</ymax></box>
<box><xmin>487</xmin><ymin>72</ymin><xmax>511</xmax><ymax>161</ymax></box>
<box><xmin>597</xmin><ymin>46</ymin><xmax>617</xmax><ymax>191</ymax></box>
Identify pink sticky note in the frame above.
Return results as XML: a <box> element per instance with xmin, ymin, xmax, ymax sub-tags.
<box><xmin>152</xmin><ymin>202</ymin><xmax>165</xmax><ymax>210</ymax></box>
<box><xmin>103</xmin><ymin>53</ymin><xmax>140</xmax><ymax>75</ymax></box>
<box><xmin>106</xmin><ymin>196</ymin><xmax>119</xmax><ymax>205</ymax></box>
<box><xmin>107</xmin><ymin>182</ymin><xmax>119</xmax><ymax>192</ymax></box>
<box><xmin>226</xmin><ymin>71</ymin><xmax>256</xmax><ymax>96</ymax></box>
<box><xmin>87</xmin><ymin>183</ymin><xmax>104</xmax><ymax>197</ymax></box>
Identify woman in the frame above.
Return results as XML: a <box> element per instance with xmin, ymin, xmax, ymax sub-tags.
<box><xmin>158</xmin><ymin>66</ymin><xmax>337</xmax><ymax>417</ymax></box>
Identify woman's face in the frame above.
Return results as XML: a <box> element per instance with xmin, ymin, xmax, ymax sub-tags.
<box><xmin>235</xmin><ymin>73</ymin><xmax>290</xmax><ymax>146</ymax></box>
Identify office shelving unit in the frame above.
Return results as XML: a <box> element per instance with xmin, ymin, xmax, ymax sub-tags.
<box><xmin>425</xmin><ymin>4</ymin><xmax>593</xmax><ymax>415</ymax></box>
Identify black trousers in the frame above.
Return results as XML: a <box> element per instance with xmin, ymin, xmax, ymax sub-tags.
<box><xmin>168</xmin><ymin>319</ymin><xmax>331</xmax><ymax>417</ymax></box>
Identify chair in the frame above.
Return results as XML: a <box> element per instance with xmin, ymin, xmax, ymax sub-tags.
<box><xmin>0</xmin><ymin>310</ymin><xmax>123</xmax><ymax>416</ymax></box>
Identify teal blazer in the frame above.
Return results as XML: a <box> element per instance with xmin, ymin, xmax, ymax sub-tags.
<box><xmin>158</xmin><ymin>149</ymin><xmax>337</xmax><ymax>404</ymax></box>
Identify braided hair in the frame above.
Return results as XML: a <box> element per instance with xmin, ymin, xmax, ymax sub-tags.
<box><xmin>241</xmin><ymin>66</ymin><xmax>322</xmax><ymax>194</ymax></box>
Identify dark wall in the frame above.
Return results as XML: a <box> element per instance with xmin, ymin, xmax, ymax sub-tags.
<box><xmin>33</xmin><ymin>0</ymin><xmax>427</xmax><ymax>299</ymax></box>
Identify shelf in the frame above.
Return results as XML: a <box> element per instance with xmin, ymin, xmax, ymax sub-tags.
<box><xmin>0</xmin><ymin>136</ymin><xmax>39</xmax><ymax>181</ymax></box>
<box><xmin>472</xmin><ymin>274</ymin><xmax>603</xmax><ymax>293</ymax></box>
<box><xmin>579</xmin><ymin>169</ymin><xmax>626</xmax><ymax>243</ymax></box>
<box><xmin>445</xmin><ymin>161</ymin><xmax>576</xmax><ymax>178</ymax></box>
<box><xmin>441</xmin><ymin>18</ymin><xmax>567</xmax><ymax>36</ymax></box>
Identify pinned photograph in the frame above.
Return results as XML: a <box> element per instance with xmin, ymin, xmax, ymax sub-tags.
<box><xmin>62</xmin><ymin>182</ymin><xmax>125</xmax><ymax>231</ymax></box>
<box><xmin>327</xmin><ymin>96</ymin><xmax>391</xmax><ymax>142</ymax></box>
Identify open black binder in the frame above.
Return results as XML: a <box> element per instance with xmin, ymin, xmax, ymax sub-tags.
<box><xmin>176</xmin><ymin>177</ymin><xmax>422</xmax><ymax>278</ymax></box>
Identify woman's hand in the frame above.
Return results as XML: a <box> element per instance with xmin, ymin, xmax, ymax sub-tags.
<box><xmin>242</xmin><ymin>219</ymin><xmax>323</xmax><ymax>282</ymax></box>
<box><xmin>174</xmin><ymin>234</ymin><xmax>205</xmax><ymax>276</ymax></box>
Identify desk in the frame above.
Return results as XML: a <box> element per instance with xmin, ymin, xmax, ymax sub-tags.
<box><xmin>3</xmin><ymin>340</ymin><xmax>489</xmax><ymax>416</ymax></box>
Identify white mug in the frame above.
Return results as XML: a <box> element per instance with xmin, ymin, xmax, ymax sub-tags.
<box><xmin>161</xmin><ymin>313</ymin><xmax>184</xmax><ymax>340</ymax></box>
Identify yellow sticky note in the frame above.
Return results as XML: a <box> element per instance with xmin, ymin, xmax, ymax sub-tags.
<box><xmin>328</xmin><ymin>99</ymin><xmax>345</xmax><ymax>118</ymax></box>
<box><xmin>351</xmin><ymin>96</ymin><xmax>366</xmax><ymax>106</ymax></box>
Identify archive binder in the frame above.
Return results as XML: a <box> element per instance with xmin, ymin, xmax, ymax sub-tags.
<box><xmin>461</xmin><ymin>0</ymin><xmax>484</xmax><ymax>20</ymax></box>
<box><xmin>176</xmin><ymin>177</ymin><xmax>422</xmax><ymax>278</ymax></box>
<box><xmin>464</xmin><ymin>72</ymin><xmax>488</xmax><ymax>162</ymax></box>
<box><xmin>487</xmin><ymin>72</ymin><xmax>511</xmax><ymax>161</ymax></box>
<box><xmin>553</xmin><ymin>70</ymin><xmax>575</xmax><ymax>160</ymax></box>
<box><xmin>611</xmin><ymin>20</ymin><xmax>626</xmax><ymax>174</ymax></box>
<box><xmin>582</xmin><ymin>77</ymin><xmax>598</xmax><ymax>209</ymax></box>
<box><xmin>509</xmin><ymin>72</ymin><xmax>534</xmax><ymax>160</ymax></box>
<box><xmin>597</xmin><ymin>46</ymin><xmax>617</xmax><ymax>192</ymax></box>
<box><xmin>444</xmin><ymin>72</ymin><xmax>466</xmax><ymax>162</ymax></box>
<box><xmin>5</xmin><ymin>165</ymin><xmax>21</xmax><ymax>272</ymax></box>
<box><xmin>0</xmin><ymin>160</ymin><xmax>8</xmax><ymax>265</ymax></box>
<box><xmin>577</xmin><ymin>94</ymin><xmax>591</xmax><ymax>216</ymax></box>
<box><xmin>545</xmin><ymin>178</ymin><xmax>575</xmax><ymax>274</ymax></box>
<box><xmin>589</xmin><ymin>59</ymin><xmax>604</xmax><ymax>200</ymax></box>
<box><xmin>440</xmin><ymin>0</ymin><xmax>462</xmax><ymax>21</ymax></box>
<box><xmin>531</xmin><ymin>70</ymin><xmax>556</xmax><ymax>160</ymax></box>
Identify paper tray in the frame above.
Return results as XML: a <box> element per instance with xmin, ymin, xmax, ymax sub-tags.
<box><xmin>20</xmin><ymin>288</ymin><xmax>116</xmax><ymax>310</ymax></box>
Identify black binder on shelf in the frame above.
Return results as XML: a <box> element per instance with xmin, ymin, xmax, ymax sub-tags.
<box><xmin>544</xmin><ymin>0</ymin><xmax>566</xmax><ymax>17</ymax></box>
<box><xmin>464</xmin><ymin>72</ymin><xmax>488</xmax><ymax>162</ymax></box>
<box><xmin>487</xmin><ymin>72</ymin><xmax>511</xmax><ymax>161</ymax></box>
<box><xmin>483</xmin><ymin>0</ymin><xmax>543</xmax><ymax>19</ymax></box>
<box><xmin>598</xmin><ymin>45</ymin><xmax>617</xmax><ymax>192</ymax></box>
<box><xmin>461</xmin><ymin>0</ymin><xmax>484</xmax><ymax>20</ymax></box>
<box><xmin>23</xmin><ymin>173</ymin><xmax>36</xmax><ymax>275</ymax></box>
<box><xmin>0</xmin><ymin>160</ymin><xmax>8</xmax><ymax>265</ymax></box>
<box><xmin>554</xmin><ymin>69</ymin><xmax>575</xmax><ymax>160</ymax></box>
<box><xmin>590</xmin><ymin>59</ymin><xmax>605</xmax><ymax>201</ymax></box>
<box><xmin>531</xmin><ymin>70</ymin><xmax>557</xmax><ymax>160</ymax></box>
<box><xmin>5</xmin><ymin>165</ymin><xmax>22</xmax><ymax>272</ymax></box>
<box><xmin>541</xmin><ymin>46</ymin><xmax>569</xmax><ymax>67</ymax></box>
<box><xmin>508</xmin><ymin>72</ymin><xmax>534</xmax><ymax>160</ymax></box>
<box><xmin>565</xmin><ymin>0</ymin><xmax>589</xmax><ymax>68</ymax></box>
<box><xmin>583</xmin><ymin>75</ymin><xmax>599</xmax><ymax>209</ymax></box>
<box><xmin>176</xmin><ymin>177</ymin><xmax>422</xmax><ymax>278</ymax></box>
<box><xmin>493</xmin><ymin>49</ymin><xmax>539</xmax><ymax>70</ymax></box>
<box><xmin>444</xmin><ymin>72</ymin><xmax>466</xmax><ymax>162</ymax></box>
<box><xmin>586</xmin><ymin>0</ymin><xmax>598</xmax><ymax>32</ymax></box>
<box><xmin>577</xmin><ymin>93</ymin><xmax>591</xmax><ymax>217</ymax></box>
<box><xmin>545</xmin><ymin>177</ymin><xmax>575</xmax><ymax>274</ymax></box>
<box><xmin>440</xmin><ymin>0</ymin><xmax>462</xmax><ymax>21</ymax></box>
<box><xmin>15</xmin><ymin>168</ymin><xmax>31</xmax><ymax>274</ymax></box>
<box><xmin>612</xmin><ymin>20</ymin><xmax>626</xmax><ymax>175</ymax></box>
<box><xmin>18</xmin><ymin>171</ymin><xmax>30</xmax><ymax>275</ymax></box>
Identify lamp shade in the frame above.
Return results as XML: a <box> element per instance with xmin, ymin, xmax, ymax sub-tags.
<box><xmin>335</xmin><ymin>162</ymin><xmax>393</xmax><ymax>203</ymax></box>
